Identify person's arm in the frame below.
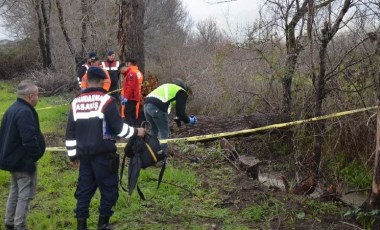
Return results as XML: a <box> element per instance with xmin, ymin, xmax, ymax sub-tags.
<box><xmin>17</xmin><ymin>110</ymin><xmax>44</xmax><ymax>161</ymax></box>
<box><xmin>81</xmin><ymin>73</ymin><xmax>88</xmax><ymax>90</ymax></box>
<box><xmin>103</xmin><ymin>100</ymin><xmax>145</xmax><ymax>138</ymax></box>
<box><xmin>175</xmin><ymin>91</ymin><xmax>190</xmax><ymax>123</ymax></box>
<box><xmin>77</xmin><ymin>66</ymin><xmax>86</xmax><ymax>86</ymax></box>
<box><xmin>102</xmin><ymin>69</ymin><xmax>111</xmax><ymax>91</ymax></box>
<box><xmin>65</xmin><ymin>107</ymin><xmax>77</xmax><ymax>161</ymax></box>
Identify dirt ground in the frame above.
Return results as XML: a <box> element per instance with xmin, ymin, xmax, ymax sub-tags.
<box><xmin>48</xmin><ymin>116</ymin><xmax>370</xmax><ymax>229</ymax></box>
<box><xmin>167</xmin><ymin>117</ymin><xmax>370</xmax><ymax>229</ymax></box>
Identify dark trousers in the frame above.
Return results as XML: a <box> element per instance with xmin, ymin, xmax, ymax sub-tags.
<box><xmin>124</xmin><ymin>100</ymin><xmax>138</xmax><ymax>127</ymax></box>
<box><xmin>75</xmin><ymin>154</ymin><xmax>119</xmax><ymax>218</ymax></box>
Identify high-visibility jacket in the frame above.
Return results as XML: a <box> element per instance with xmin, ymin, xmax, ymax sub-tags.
<box><xmin>81</xmin><ymin>67</ymin><xmax>111</xmax><ymax>92</ymax></box>
<box><xmin>144</xmin><ymin>83</ymin><xmax>190</xmax><ymax>123</ymax></box>
<box><xmin>122</xmin><ymin>66</ymin><xmax>143</xmax><ymax>101</ymax></box>
<box><xmin>101</xmin><ymin>60</ymin><xmax>120</xmax><ymax>93</ymax></box>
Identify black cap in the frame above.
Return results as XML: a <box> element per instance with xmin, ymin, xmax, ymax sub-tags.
<box><xmin>126</xmin><ymin>58</ymin><xmax>137</xmax><ymax>65</ymax></box>
<box><xmin>88</xmin><ymin>51</ymin><xmax>97</xmax><ymax>59</ymax></box>
<box><xmin>87</xmin><ymin>67</ymin><xmax>107</xmax><ymax>79</ymax></box>
<box><xmin>107</xmin><ymin>50</ymin><xmax>115</xmax><ymax>56</ymax></box>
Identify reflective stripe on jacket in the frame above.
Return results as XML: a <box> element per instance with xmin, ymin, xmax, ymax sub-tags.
<box><xmin>80</xmin><ymin>68</ymin><xmax>111</xmax><ymax>91</ymax></box>
<box><xmin>65</xmin><ymin>88</ymin><xmax>136</xmax><ymax>159</ymax></box>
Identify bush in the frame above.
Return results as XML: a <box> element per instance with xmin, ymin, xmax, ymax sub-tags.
<box><xmin>0</xmin><ymin>39</ymin><xmax>41</xmax><ymax>80</ymax></box>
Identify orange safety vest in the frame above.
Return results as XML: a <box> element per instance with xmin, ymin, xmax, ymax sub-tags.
<box><xmin>80</xmin><ymin>67</ymin><xmax>111</xmax><ymax>91</ymax></box>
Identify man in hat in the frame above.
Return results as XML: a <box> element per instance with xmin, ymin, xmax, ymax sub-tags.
<box><xmin>65</xmin><ymin>66</ymin><xmax>145</xmax><ymax>230</ymax></box>
<box><xmin>80</xmin><ymin>54</ymin><xmax>111</xmax><ymax>92</ymax></box>
<box><xmin>120</xmin><ymin>58</ymin><xmax>144</xmax><ymax>127</ymax></box>
<box><xmin>77</xmin><ymin>51</ymin><xmax>97</xmax><ymax>88</ymax></box>
<box><xmin>101</xmin><ymin>50</ymin><xmax>121</xmax><ymax>103</ymax></box>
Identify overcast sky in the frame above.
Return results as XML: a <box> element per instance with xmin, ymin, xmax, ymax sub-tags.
<box><xmin>0</xmin><ymin>0</ymin><xmax>261</xmax><ymax>40</ymax></box>
<box><xmin>182</xmin><ymin>0</ymin><xmax>261</xmax><ymax>36</ymax></box>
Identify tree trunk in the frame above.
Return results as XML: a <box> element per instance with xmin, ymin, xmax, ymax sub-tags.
<box><xmin>118</xmin><ymin>0</ymin><xmax>127</xmax><ymax>62</ymax></box>
<box><xmin>80</xmin><ymin>0</ymin><xmax>89</xmax><ymax>59</ymax></box>
<box><xmin>118</xmin><ymin>0</ymin><xmax>145</xmax><ymax>72</ymax></box>
<box><xmin>40</xmin><ymin>0</ymin><xmax>53</xmax><ymax>69</ymax></box>
<box><xmin>33</xmin><ymin>0</ymin><xmax>53</xmax><ymax>69</ymax></box>
<box><xmin>56</xmin><ymin>0</ymin><xmax>81</xmax><ymax>79</ymax></box>
<box><xmin>34</xmin><ymin>0</ymin><xmax>47</xmax><ymax>68</ymax></box>
<box><xmin>311</xmin><ymin>0</ymin><xmax>351</xmax><ymax>179</ymax></box>
<box><xmin>312</xmin><ymin>34</ymin><xmax>328</xmax><ymax>176</ymax></box>
<box><xmin>365</xmin><ymin>32</ymin><xmax>380</xmax><ymax>210</ymax></box>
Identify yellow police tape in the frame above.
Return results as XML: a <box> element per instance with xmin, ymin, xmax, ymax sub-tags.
<box><xmin>36</xmin><ymin>103</ymin><xmax>69</xmax><ymax>111</ymax></box>
<box><xmin>45</xmin><ymin>105</ymin><xmax>378</xmax><ymax>152</ymax></box>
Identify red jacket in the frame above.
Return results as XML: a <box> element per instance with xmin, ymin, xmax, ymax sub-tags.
<box><xmin>122</xmin><ymin>66</ymin><xmax>143</xmax><ymax>101</ymax></box>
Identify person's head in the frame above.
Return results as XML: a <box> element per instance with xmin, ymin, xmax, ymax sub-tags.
<box><xmin>90</xmin><ymin>57</ymin><xmax>100</xmax><ymax>66</ymax></box>
<box><xmin>107</xmin><ymin>50</ymin><xmax>116</xmax><ymax>61</ymax></box>
<box><xmin>87</xmin><ymin>67</ymin><xmax>107</xmax><ymax>87</ymax></box>
<box><xmin>88</xmin><ymin>51</ymin><xmax>97</xmax><ymax>62</ymax></box>
<box><xmin>126</xmin><ymin>58</ymin><xmax>137</xmax><ymax>67</ymax></box>
<box><xmin>17</xmin><ymin>80</ymin><xmax>39</xmax><ymax>107</ymax></box>
<box><xmin>173</xmin><ymin>78</ymin><xmax>192</xmax><ymax>95</ymax></box>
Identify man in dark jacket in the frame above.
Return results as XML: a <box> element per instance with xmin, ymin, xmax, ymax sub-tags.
<box><xmin>101</xmin><ymin>50</ymin><xmax>120</xmax><ymax>103</ymax></box>
<box><xmin>65</xmin><ymin>66</ymin><xmax>145</xmax><ymax>230</ymax></box>
<box><xmin>77</xmin><ymin>51</ymin><xmax>97</xmax><ymax>88</ymax></box>
<box><xmin>0</xmin><ymin>80</ymin><xmax>46</xmax><ymax>230</ymax></box>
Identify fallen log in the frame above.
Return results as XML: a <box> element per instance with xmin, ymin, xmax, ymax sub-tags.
<box><xmin>170</xmin><ymin>113</ymin><xmax>290</xmax><ymax>140</ymax></box>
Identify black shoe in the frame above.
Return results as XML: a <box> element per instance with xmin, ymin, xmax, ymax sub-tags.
<box><xmin>97</xmin><ymin>216</ymin><xmax>111</xmax><ymax>230</ymax></box>
<box><xmin>77</xmin><ymin>218</ymin><xmax>88</xmax><ymax>230</ymax></box>
<box><xmin>5</xmin><ymin>224</ymin><xmax>14</xmax><ymax>230</ymax></box>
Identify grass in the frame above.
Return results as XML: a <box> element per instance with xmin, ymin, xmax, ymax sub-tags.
<box><xmin>0</xmin><ymin>81</ymin><xmax>369</xmax><ymax>229</ymax></box>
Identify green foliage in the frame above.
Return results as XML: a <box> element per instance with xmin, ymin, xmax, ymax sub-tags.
<box><xmin>0</xmin><ymin>81</ymin><xmax>16</xmax><ymax>112</ymax></box>
<box><xmin>340</xmin><ymin>160</ymin><xmax>371</xmax><ymax>189</ymax></box>
<box><xmin>344</xmin><ymin>208</ymin><xmax>379</xmax><ymax>229</ymax></box>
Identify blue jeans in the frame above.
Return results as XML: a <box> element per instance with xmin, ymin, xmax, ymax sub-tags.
<box><xmin>143</xmin><ymin>103</ymin><xmax>169</xmax><ymax>153</ymax></box>
<box><xmin>5</xmin><ymin>171</ymin><xmax>37</xmax><ymax>230</ymax></box>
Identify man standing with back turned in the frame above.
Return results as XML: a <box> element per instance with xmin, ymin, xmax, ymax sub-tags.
<box><xmin>120</xmin><ymin>58</ymin><xmax>144</xmax><ymax>127</ymax></box>
<box><xmin>65</xmin><ymin>66</ymin><xmax>145</xmax><ymax>230</ymax></box>
<box><xmin>0</xmin><ymin>80</ymin><xmax>46</xmax><ymax>230</ymax></box>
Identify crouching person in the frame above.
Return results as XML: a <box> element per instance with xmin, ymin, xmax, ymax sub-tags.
<box><xmin>65</xmin><ymin>67</ymin><xmax>145</xmax><ymax>230</ymax></box>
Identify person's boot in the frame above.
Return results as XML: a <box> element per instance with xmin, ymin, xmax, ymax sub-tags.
<box><xmin>4</xmin><ymin>224</ymin><xmax>14</xmax><ymax>230</ymax></box>
<box><xmin>97</xmin><ymin>216</ymin><xmax>111</xmax><ymax>230</ymax></box>
<box><xmin>77</xmin><ymin>218</ymin><xmax>88</xmax><ymax>230</ymax></box>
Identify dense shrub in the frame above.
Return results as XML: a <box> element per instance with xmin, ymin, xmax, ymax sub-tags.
<box><xmin>0</xmin><ymin>39</ymin><xmax>41</xmax><ymax>80</ymax></box>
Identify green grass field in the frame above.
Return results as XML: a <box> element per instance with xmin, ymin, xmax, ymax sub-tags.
<box><xmin>0</xmin><ymin>81</ymin><xmax>369</xmax><ymax>229</ymax></box>
<box><xmin>0</xmin><ymin>82</ymin><xmax>242</xmax><ymax>229</ymax></box>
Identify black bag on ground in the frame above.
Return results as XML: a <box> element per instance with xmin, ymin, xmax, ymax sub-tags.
<box><xmin>120</xmin><ymin>133</ymin><xmax>166</xmax><ymax>200</ymax></box>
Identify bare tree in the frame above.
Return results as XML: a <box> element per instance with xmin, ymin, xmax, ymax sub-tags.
<box><xmin>33</xmin><ymin>0</ymin><xmax>53</xmax><ymax>69</ymax></box>
<box><xmin>55</xmin><ymin>0</ymin><xmax>82</xmax><ymax>78</ymax></box>
<box><xmin>311</xmin><ymin>0</ymin><xmax>353</xmax><ymax>180</ymax></box>
<box><xmin>80</xmin><ymin>0</ymin><xmax>89</xmax><ymax>59</ymax></box>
